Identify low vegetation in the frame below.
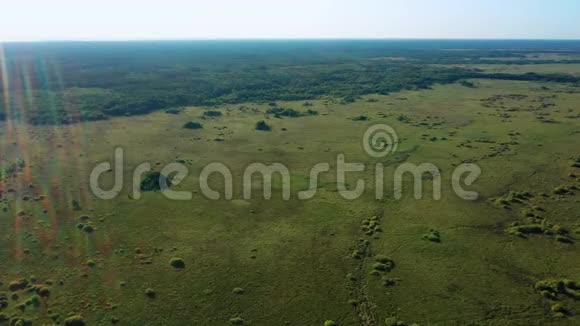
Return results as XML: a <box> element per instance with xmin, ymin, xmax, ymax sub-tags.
<box><xmin>255</xmin><ymin>120</ymin><xmax>271</xmax><ymax>131</ymax></box>
<box><xmin>140</xmin><ymin>171</ymin><xmax>173</xmax><ymax>192</ymax></box>
<box><xmin>1</xmin><ymin>40</ymin><xmax>580</xmax><ymax>325</ymax></box>
<box><xmin>183</xmin><ymin>121</ymin><xmax>203</xmax><ymax>129</ymax></box>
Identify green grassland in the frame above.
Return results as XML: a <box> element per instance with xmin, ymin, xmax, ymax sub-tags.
<box><xmin>439</xmin><ymin>63</ymin><xmax>580</xmax><ymax>76</ymax></box>
<box><xmin>1</xmin><ymin>73</ymin><xmax>580</xmax><ymax>325</ymax></box>
<box><xmin>435</xmin><ymin>50</ymin><xmax>580</xmax><ymax>75</ymax></box>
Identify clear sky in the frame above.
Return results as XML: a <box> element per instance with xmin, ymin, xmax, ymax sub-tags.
<box><xmin>1</xmin><ymin>0</ymin><xmax>579</xmax><ymax>41</ymax></box>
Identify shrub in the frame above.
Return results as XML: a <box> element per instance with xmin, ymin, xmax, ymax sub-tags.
<box><xmin>507</xmin><ymin>224</ymin><xmax>543</xmax><ymax>236</ymax></box>
<box><xmin>344</xmin><ymin>95</ymin><xmax>356</xmax><ymax>103</ymax></box>
<box><xmin>324</xmin><ymin>320</ymin><xmax>336</xmax><ymax>326</ymax></box>
<box><xmin>460</xmin><ymin>80</ymin><xmax>476</xmax><ymax>88</ymax></box>
<box><xmin>372</xmin><ymin>263</ymin><xmax>389</xmax><ymax>272</ymax></box>
<box><xmin>374</xmin><ymin>255</ymin><xmax>392</xmax><ymax>264</ymax></box>
<box><xmin>64</xmin><ymin>315</ymin><xmax>85</xmax><ymax>326</ymax></box>
<box><xmin>255</xmin><ymin>120</ymin><xmax>271</xmax><ymax>131</ymax></box>
<box><xmin>9</xmin><ymin>317</ymin><xmax>32</xmax><ymax>326</ymax></box>
<box><xmin>351</xmin><ymin>115</ymin><xmax>368</xmax><ymax>121</ymax></box>
<box><xmin>140</xmin><ymin>171</ymin><xmax>173</xmax><ymax>192</ymax></box>
<box><xmin>384</xmin><ymin>317</ymin><xmax>404</xmax><ymax>326</ymax></box>
<box><xmin>554</xmin><ymin>186</ymin><xmax>570</xmax><ymax>195</ymax></box>
<box><xmin>183</xmin><ymin>121</ymin><xmax>203</xmax><ymax>129</ymax></box>
<box><xmin>232</xmin><ymin>287</ymin><xmax>245</xmax><ymax>295</ymax></box>
<box><xmin>423</xmin><ymin>229</ymin><xmax>441</xmax><ymax>242</ymax></box>
<box><xmin>72</xmin><ymin>199</ymin><xmax>81</xmax><ymax>211</ymax></box>
<box><xmin>551</xmin><ymin>303</ymin><xmax>567</xmax><ymax>313</ymax></box>
<box><xmin>397</xmin><ymin>115</ymin><xmax>410</xmax><ymax>123</ymax></box>
<box><xmin>266</xmin><ymin>107</ymin><xmax>302</xmax><ymax>118</ymax></box>
<box><xmin>382</xmin><ymin>278</ymin><xmax>398</xmax><ymax>287</ymax></box>
<box><xmin>540</xmin><ymin>290</ymin><xmax>556</xmax><ymax>299</ymax></box>
<box><xmin>230</xmin><ymin>317</ymin><xmax>244</xmax><ymax>325</ymax></box>
<box><xmin>534</xmin><ymin>278</ymin><xmax>580</xmax><ymax>301</ymax></box>
<box><xmin>8</xmin><ymin>279</ymin><xmax>28</xmax><ymax>292</ymax></box>
<box><xmin>169</xmin><ymin>257</ymin><xmax>185</xmax><ymax>268</ymax></box>
<box><xmin>145</xmin><ymin>288</ymin><xmax>156</xmax><ymax>298</ymax></box>
<box><xmin>37</xmin><ymin>286</ymin><xmax>50</xmax><ymax>298</ymax></box>
<box><xmin>563</xmin><ymin>279</ymin><xmax>579</xmax><ymax>290</ymax></box>
<box><xmin>82</xmin><ymin>224</ymin><xmax>95</xmax><ymax>233</ymax></box>
<box><xmin>165</xmin><ymin>107</ymin><xmax>184</xmax><ymax>114</ymax></box>
<box><xmin>203</xmin><ymin>110</ymin><xmax>222</xmax><ymax>117</ymax></box>
<box><xmin>0</xmin><ymin>292</ymin><xmax>7</xmax><ymax>308</ymax></box>
<box><xmin>556</xmin><ymin>235</ymin><xmax>574</xmax><ymax>244</ymax></box>
<box><xmin>26</xmin><ymin>294</ymin><xmax>41</xmax><ymax>307</ymax></box>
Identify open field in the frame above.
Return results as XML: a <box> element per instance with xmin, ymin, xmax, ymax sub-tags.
<box><xmin>437</xmin><ymin>64</ymin><xmax>580</xmax><ymax>76</ymax></box>
<box><xmin>1</xmin><ymin>72</ymin><xmax>580</xmax><ymax>325</ymax></box>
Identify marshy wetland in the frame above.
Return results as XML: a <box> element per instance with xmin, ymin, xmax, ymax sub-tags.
<box><xmin>0</xmin><ymin>40</ymin><xmax>580</xmax><ymax>325</ymax></box>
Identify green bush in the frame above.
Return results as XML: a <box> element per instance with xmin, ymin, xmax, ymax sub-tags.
<box><xmin>372</xmin><ymin>263</ymin><xmax>389</xmax><ymax>272</ymax></box>
<box><xmin>183</xmin><ymin>121</ymin><xmax>203</xmax><ymax>129</ymax></box>
<box><xmin>232</xmin><ymin>287</ymin><xmax>245</xmax><ymax>295</ymax></box>
<box><xmin>64</xmin><ymin>315</ymin><xmax>85</xmax><ymax>326</ymax></box>
<box><xmin>169</xmin><ymin>257</ymin><xmax>186</xmax><ymax>268</ymax></box>
<box><xmin>82</xmin><ymin>224</ymin><xmax>95</xmax><ymax>233</ymax></box>
<box><xmin>266</xmin><ymin>107</ymin><xmax>302</xmax><ymax>118</ymax></box>
<box><xmin>374</xmin><ymin>255</ymin><xmax>392</xmax><ymax>264</ymax></box>
<box><xmin>255</xmin><ymin>120</ymin><xmax>271</xmax><ymax>131</ymax></box>
<box><xmin>460</xmin><ymin>80</ymin><xmax>476</xmax><ymax>88</ymax></box>
<box><xmin>140</xmin><ymin>171</ymin><xmax>173</xmax><ymax>192</ymax></box>
<box><xmin>165</xmin><ymin>107</ymin><xmax>184</xmax><ymax>114</ymax></box>
<box><xmin>351</xmin><ymin>115</ymin><xmax>369</xmax><ymax>121</ymax></box>
<box><xmin>423</xmin><ymin>229</ymin><xmax>441</xmax><ymax>242</ymax></box>
<box><xmin>203</xmin><ymin>110</ymin><xmax>222</xmax><ymax>117</ymax></box>
<box><xmin>145</xmin><ymin>288</ymin><xmax>156</xmax><ymax>298</ymax></box>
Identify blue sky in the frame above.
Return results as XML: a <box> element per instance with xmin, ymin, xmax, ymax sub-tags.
<box><xmin>1</xmin><ymin>0</ymin><xmax>579</xmax><ymax>41</ymax></box>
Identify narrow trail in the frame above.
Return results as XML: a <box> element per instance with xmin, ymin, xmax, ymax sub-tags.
<box><xmin>346</xmin><ymin>210</ymin><xmax>385</xmax><ymax>326</ymax></box>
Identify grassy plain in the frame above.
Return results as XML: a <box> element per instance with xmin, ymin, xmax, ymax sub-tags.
<box><xmin>441</xmin><ymin>63</ymin><xmax>580</xmax><ymax>75</ymax></box>
<box><xmin>1</xmin><ymin>72</ymin><xmax>580</xmax><ymax>326</ymax></box>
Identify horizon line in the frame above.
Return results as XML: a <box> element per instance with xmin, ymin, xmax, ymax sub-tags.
<box><xmin>2</xmin><ymin>37</ymin><xmax>580</xmax><ymax>44</ymax></box>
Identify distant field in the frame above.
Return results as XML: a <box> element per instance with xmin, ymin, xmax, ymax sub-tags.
<box><xmin>440</xmin><ymin>63</ymin><xmax>580</xmax><ymax>75</ymax></box>
<box><xmin>476</xmin><ymin>53</ymin><xmax>580</xmax><ymax>61</ymax></box>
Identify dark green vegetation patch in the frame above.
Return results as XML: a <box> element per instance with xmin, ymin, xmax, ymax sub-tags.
<box><xmin>183</xmin><ymin>121</ymin><xmax>203</xmax><ymax>129</ymax></box>
<box><xmin>255</xmin><ymin>120</ymin><xmax>271</xmax><ymax>131</ymax></box>
<box><xmin>2</xmin><ymin>40</ymin><xmax>580</xmax><ymax>125</ymax></box>
<box><xmin>140</xmin><ymin>171</ymin><xmax>173</xmax><ymax>192</ymax></box>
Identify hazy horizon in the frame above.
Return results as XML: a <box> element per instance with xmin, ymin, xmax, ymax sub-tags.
<box><xmin>3</xmin><ymin>37</ymin><xmax>580</xmax><ymax>44</ymax></box>
<box><xmin>2</xmin><ymin>0</ymin><xmax>580</xmax><ymax>42</ymax></box>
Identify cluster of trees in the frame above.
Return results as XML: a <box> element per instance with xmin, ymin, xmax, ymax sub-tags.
<box><xmin>1</xmin><ymin>40</ymin><xmax>579</xmax><ymax>125</ymax></box>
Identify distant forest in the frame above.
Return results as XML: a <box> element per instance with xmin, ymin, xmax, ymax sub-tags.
<box><xmin>1</xmin><ymin>40</ymin><xmax>580</xmax><ymax>125</ymax></box>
